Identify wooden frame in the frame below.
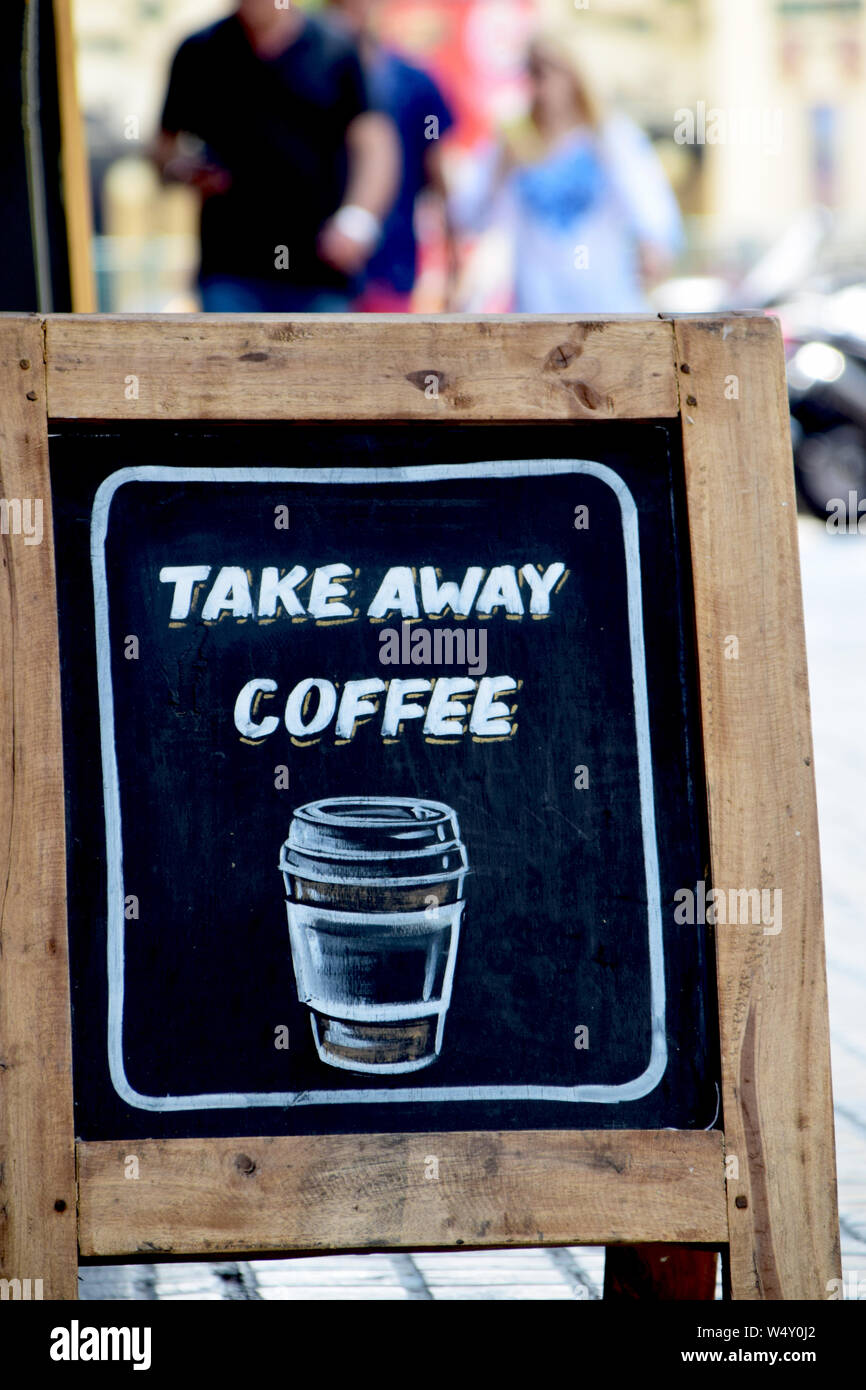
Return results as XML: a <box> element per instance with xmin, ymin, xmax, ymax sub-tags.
<box><xmin>0</xmin><ymin>312</ymin><xmax>840</xmax><ymax>1300</ymax></box>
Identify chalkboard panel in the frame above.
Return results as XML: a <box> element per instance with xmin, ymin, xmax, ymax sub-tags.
<box><xmin>51</xmin><ymin>422</ymin><xmax>718</xmax><ymax>1141</ymax></box>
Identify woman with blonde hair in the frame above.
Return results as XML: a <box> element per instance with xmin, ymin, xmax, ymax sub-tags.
<box><xmin>450</xmin><ymin>26</ymin><xmax>682</xmax><ymax>312</ymax></box>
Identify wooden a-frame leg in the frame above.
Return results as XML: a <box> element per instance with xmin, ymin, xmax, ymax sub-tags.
<box><xmin>604</xmin><ymin>1245</ymin><xmax>718</xmax><ymax>1300</ymax></box>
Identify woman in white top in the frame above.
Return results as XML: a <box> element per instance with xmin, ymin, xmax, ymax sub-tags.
<box><xmin>450</xmin><ymin>28</ymin><xmax>683</xmax><ymax>313</ymax></box>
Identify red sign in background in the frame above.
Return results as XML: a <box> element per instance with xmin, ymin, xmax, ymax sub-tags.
<box><xmin>380</xmin><ymin>0</ymin><xmax>535</xmax><ymax>148</ymax></box>
<box><xmin>378</xmin><ymin>0</ymin><xmax>537</xmax><ymax>308</ymax></box>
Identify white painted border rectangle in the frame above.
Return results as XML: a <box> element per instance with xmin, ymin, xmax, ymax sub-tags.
<box><xmin>90</xmin><ymin>460</ymin><xmax>666</xmax><ymax>1112</ymax></box>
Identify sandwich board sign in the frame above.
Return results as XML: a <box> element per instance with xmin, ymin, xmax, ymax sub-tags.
<box><xmin>0</xmin><ymin>312</ymin><xmax>840</xmax><ymax>1300</ymax></box>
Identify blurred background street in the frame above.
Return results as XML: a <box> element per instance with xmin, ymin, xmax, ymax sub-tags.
<box><xmin>75</xmin><ymin>0</ymin><xmax>866</xmax><ymax>314</ymax></box>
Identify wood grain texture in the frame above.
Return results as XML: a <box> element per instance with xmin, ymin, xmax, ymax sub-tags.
<box><xmin>0</xmin><ymin>317</ymin><xmax>78</xmax><ymax>1299</ymax></box>
<box><xmin>44</xmin><ymin>314</ymin><xmax>679</xmax><ymax>420</ymax></box>
<box><xmin>673</xmin><ymin>315</ymin><xmax>841</xmax><ymax>1299</ymax></box>
<box><xmin>77</xmin><ymin>1130</ymin><xmax>727</xmax><ymax>1258</ymax></box>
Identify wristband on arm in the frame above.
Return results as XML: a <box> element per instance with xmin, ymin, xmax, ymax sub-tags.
<box><xmin>331</xmin><ymin>203</ymin><xmax>382</xmax><ymax>250</ymax></box>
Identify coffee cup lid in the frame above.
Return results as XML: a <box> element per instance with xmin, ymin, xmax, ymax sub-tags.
<box><xmin>284</xmin><ymin>796</ymin><xmax>463</xmax><ymax>861</ymax></box>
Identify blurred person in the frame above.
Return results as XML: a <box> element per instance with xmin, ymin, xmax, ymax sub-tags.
<box><xmin>450</xmin><ymin>27</ymin><xmax>683</xmax><ymax>313</ymax></box>
<box><xmin>153</xmin><ymin>0</ymin><xmax>400</xmax><ymax>311</ymax></box>
<box><xmin>326</xmin><ymin>0</ymin><xmax>456</xmax><ymax>311</ymax></box>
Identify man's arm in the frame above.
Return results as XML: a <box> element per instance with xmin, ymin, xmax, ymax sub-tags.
<box><xmin>317</xmin><ymin>111</ymin><xmax>400</xmax><ymax>276</ymax></box>
<box><xmin>152</xmin><ymin>36</ymin><xmax>230</xmax><ymax>199</ymax></box>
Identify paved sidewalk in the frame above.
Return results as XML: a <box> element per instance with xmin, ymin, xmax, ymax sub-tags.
<box><xmin>79</xmin><ymin>518</ymin><xmax>865</xmax><ymax>1301</ymax></box>
<box><xmin>79</xmin><ymin>1248</ymin><xmax>611</xmax><ymax>1301</ymax></box>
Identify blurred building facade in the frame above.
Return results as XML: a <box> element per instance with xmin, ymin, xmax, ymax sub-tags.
<box><xmin>72</xmin><ymin>0</ymin><xmax>866</xmax><ymax>308</ymax></box>
<box><xmin>534</xmin><ymin>0</ymin><xmax>866</xmax><ymax>261</ymax></box>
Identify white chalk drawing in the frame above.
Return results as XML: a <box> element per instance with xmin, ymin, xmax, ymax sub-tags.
<box><xmin>91</xmin><ymin>460</ymin><xmax>667</xmax><ymax>1110</ymax></box>
<box><xmin>279</xmin><ymin>797</ymin><xmax>468</xmax><ymax>1075</ymax></box>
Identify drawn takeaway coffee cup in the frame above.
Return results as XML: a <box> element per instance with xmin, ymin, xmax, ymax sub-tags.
<box><xmin>278</xmin><ymin>797</ymin><xmax>468</xmax><ymax>1075</ymax></box>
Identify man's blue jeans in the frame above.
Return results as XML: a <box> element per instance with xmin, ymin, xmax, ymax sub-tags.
<box><xmin>199</xmin><ymin>276</ymin><xmax>351</xmax><ymax>312</ymax></box>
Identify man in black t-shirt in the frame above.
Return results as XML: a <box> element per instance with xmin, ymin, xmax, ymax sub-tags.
<box><xmin>154</xmin><ymin>0</ymin><xmax>399</xmax><ymax>310</ymax></box>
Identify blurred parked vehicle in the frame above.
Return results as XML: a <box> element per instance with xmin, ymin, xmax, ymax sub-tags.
<box><xmin>780</xmin><ymin>285</ymin><xmax>866</xmax><ymax>522</ymax></box>
<box><xmin>652</xmin><ymin>209</ymin><xmax>866</xmax><ymax>523</ymax></box>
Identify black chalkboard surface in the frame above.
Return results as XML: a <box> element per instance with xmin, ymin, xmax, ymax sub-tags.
<box><xmin>51</xmin><ymin>422</ymin><xmax>718</xmax><ymax>1141</ymax></box>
